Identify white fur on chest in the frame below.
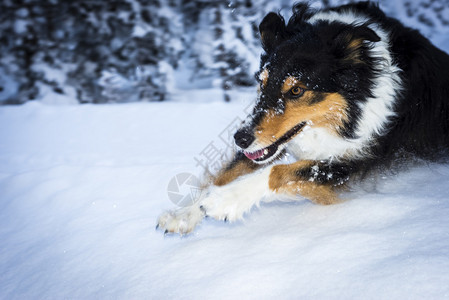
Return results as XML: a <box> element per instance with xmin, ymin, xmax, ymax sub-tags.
<box><xmin>287</xmin><ymin>125</ymin><xmax>360</xmax><ymax>160</ymax></box>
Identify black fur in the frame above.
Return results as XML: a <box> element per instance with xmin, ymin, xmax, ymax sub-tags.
<box><xmin>253</xmin><ymin>4</ymin><xmax>385</xmax><ymax>142</ymax></box>
<box><xmin>328</xmin><ymin>2</ymin><xmax>449</xmax><ymax>160</ymax></box>
<box><xmin>238</xmin><ymin>1</ymin><xmax>449</xmax><ymax>185</ymax></box>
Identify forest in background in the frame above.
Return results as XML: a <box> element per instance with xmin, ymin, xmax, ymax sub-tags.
<box><xmin>0</xmin><ymin>0</ymin><xmax>448</xmax><ymax>104</ymax></box>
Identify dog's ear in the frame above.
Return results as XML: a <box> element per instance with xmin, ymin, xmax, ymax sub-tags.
<box><xmin>330</xmin><ymin>25</ymin><xmax>381</xmax><ymax>62</ymax></box>
<box><xmin>259</xmin><ymin>12</ymin><xmax>286</xmax><ymax>53</ymax></box>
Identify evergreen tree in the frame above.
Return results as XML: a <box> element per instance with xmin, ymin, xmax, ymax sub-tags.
<box><xmin>0</xmin><ymin>0</ymin><xmax>447</xmax><ymax>104</ymax></box>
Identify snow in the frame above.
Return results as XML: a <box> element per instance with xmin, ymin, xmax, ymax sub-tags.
<box><xmin>0</xmin><ymin>67</ymin><xmax>19</xmax><ymax>103</ymax></box>
<box><xmin>2</xmin><ymin>0</ymin><xmax>449</xmax><ymax>297</ymax></box>
<box><xmin>1</xmin><ymin>89</ymin><xmax>449</xmax><ymax>299</ymax></box>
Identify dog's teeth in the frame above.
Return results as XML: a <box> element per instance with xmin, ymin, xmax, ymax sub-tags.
<box><xmin>263</xmin><ymin>149</ymin><xmax>268</xmax><ymax>155</ymax></box>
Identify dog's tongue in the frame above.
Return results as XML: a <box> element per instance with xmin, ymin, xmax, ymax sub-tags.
<box><xmin>244</xmin><ymin>149</ymin><xmax>265</xmax><ymax>160</ymax></box>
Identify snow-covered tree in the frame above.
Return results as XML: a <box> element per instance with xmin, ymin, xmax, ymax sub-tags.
<box><xmin>0</xmin><ymin>0</ymin><xmax>448</xmax><ymax>104</ymax></box>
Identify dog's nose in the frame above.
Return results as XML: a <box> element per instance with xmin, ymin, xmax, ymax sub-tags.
<box><xmin>234</xmin><ymin>129</ymin><xmax>255</xmax><ymax>149</ymax></box>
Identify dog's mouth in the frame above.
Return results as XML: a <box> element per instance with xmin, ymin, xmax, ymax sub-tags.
<box><xmin>244</xmin><ymin>122</ymin><xmax>306</xmax><ymax>162</ymax></box>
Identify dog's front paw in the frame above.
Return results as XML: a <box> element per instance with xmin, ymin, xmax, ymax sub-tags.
<box><xmin>156</xmin><ymin>205</ymin><xmax>204</xmax><ymax>235</ymax></box>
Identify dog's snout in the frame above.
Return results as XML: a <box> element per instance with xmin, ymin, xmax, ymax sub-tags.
<box><xmin>234</xmin><ymin>129</ymin><xmax>255</xmax><ymax>149</ymax></box>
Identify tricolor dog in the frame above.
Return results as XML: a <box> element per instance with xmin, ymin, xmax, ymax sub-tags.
<box><xmin>157</xmin><ymin>2</ymin><xmax>449</xmax><ymax>235</ymax></box>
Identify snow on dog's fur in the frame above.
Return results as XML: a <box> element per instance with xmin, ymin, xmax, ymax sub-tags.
<box><xmin>157</xmin><ymin>2</ymin><xmax>449</xmax><ymax>235</ymax></box>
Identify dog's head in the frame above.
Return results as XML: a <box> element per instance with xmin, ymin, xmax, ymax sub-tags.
<box><xmin>234</xmin><ymin>6</ymin><xmax>381</xmax><ymax>163</ymax></box>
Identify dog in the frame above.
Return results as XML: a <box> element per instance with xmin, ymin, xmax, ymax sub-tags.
<box><xmin>157</xmin><ymin>1</ymin><xmax>449</xmax><ymax>235</ymax></box>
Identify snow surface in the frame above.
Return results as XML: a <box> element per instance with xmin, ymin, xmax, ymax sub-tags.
<box><xmin>2</xmin><ymin>1</ymin><xmax>449</xmax><ymax>297</ymax></box>
<box><xmin>1</xmin><ymin>89</ymin><xmax>449</xmax><ymax>299</ymax></box>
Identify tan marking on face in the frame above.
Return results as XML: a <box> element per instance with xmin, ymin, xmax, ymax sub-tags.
<box><xmin>269</xmin><ymin>162</ymin><xmax>341</xmax><ymax>205</ymax></box>
<box><xmin>214</xmin><ymin>159</ymin><xmax>259</xmax><ymax>186</ymax></box>
<box><xmin>254</xmin><ymin>92</ymin><xmax>349</xmax><ymax>146</ymax></box>
<box><xmin>281</xmin><ymin>76</ymin><xmax>308</xmax><ymax>94</ymax></box>
<box><xmin>259</xmin><ymin>68</ymin><xmax>269</xmax><ymax>88</ymax></box>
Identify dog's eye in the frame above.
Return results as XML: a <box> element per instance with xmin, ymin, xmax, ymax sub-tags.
<box><xmin>289</xmin><ymin>87</ymin><xmax>305</xmax><ymax>98</ymax></box>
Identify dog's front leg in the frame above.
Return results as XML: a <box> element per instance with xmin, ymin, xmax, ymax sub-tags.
<box><xmin>157</xmin><ymin>152</ymin><xmax>261</xmax><ymax>235</ymax></box>
<box><xmin>199</xmin><ymin>167</ymin><xmax>274</xmax><ymax>222</ymax></box>
<box><xmin>157</xmin><ymin>168</ymin><xmax>270</xmax><ymax>234</ymax></box>
<box><xmin>200</xmin><ymin>160</ymin><xmax>347</xmax><ymax>222</ymax></box>
<box><xmin>268</xmin><ymin>160</ymin><xmax>350</xmax><ymax>205</ymax></box>
<box><xmin>213</xmin><ymin>151</ymin><xmax>260</xmax><ymax>186</ymax></box>
<box><xmin>157</xmin><ymin>159</ymin><xmax>349</xmax><ymax>234</ymax></box>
